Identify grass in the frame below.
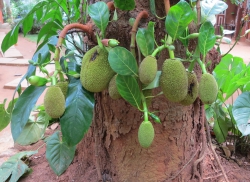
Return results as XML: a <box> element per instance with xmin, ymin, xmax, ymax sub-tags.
<box><xmin>20</xmin><ymin>33</ymin><xmax>41</xmax><ymax>43</ymax></box>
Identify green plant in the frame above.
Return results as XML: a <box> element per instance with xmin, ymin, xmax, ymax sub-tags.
<box><xmin>0</xmin><ymin>0</ymin><xmax>236</xmax><ymax>181</ymax></box>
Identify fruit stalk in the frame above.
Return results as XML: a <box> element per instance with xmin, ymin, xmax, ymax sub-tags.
<box><xmin>151</xmin><ymin>44</ymin><xmax>168</xmax><ymax>57</ymax></box>
<box><xmin>141</xmin><ymin>93</ymin><xmax>149</xmax><ymax>122</ymax></box>
<box><xmin>130</xmin><ymin>10</ymin><xmax>149</xmax><ymax>57</ymax></box>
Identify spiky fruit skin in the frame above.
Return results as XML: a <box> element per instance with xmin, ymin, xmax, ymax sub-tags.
<box><xmin>44</xmin><ymin>86</ymin><xmax>65</xmax><ymax>118</ymax></box>
<box><xmin>180</xmin><ymin>72</ymin><xmax>199</xmax><ymax>106</ymax></box>
<box><xmin>108</xmin><ymin>75</ymin><xmax>121</xmax><ymax>99</ymax></box>
<box><xmin>139</xmin><ymin>56</ymin><xmax>157</xmax><ymax>85</ymax></box>
<box><xmin>199</xmin><ymin>73</ymin><xmax>218</xmax><ymax>104</ymax></box>
<box><xmin>80</xmin><ymin>46</ymin><xmax>115</xmax><ymax>92</ymax></box>
<box><xmin>160</xmin><ymin>59</ymin><xmax>188</xmax><ymax>102</ymax></box>
<box><xmin>138</xmin><ymin>121</ymin><xmax>155</xmax><ymax>148</ymax></box>
<box><xmin>56</xmin><ymin>81</ymin><xmax>68</xmax><ymax>99</ymax></box>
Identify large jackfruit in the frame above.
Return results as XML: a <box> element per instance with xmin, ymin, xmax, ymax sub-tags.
<box><xmin>44</xmin><ymin>86</ymin><xmax>65</xmax><ymax>118</ymax></box>
<box><xmin>180</xmin><ymin>71</ymin><xmax>199</xmax><ymax>106</ymax></box>
<box><xmin>139</xmin><ymin>56</ymin><xmax>157</xmax><ymax>85</ymax></box>
<box><xmin>80</xmin><ymin>46</ymin><xmax>115</xmax><ymax>92</ymax></box>
<box><xmin>108</xmin><ymin>74</ymin><xmax>121</xmax><ymax>99</ymax></box>
<box><xmin>138</xmin><ymin>121</ymin><xmax>155</xmax><ymax>148</ymax></box>
<box><xmin>56</xmin><ymin>81</ymin><xmax>69</xmax><ymax>99</ymax></box>
<box><xmin>199</xmin><ymin>73</ymin><xmax>218</xmax><ymax>104</ymax></box>
<box><xmin>160</xmin><ymin>59</ymin><xmax>188</xmax><ymax>102</ymax></box>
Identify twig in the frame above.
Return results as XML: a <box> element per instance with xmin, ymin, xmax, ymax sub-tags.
<box><xmin>205</xmin><ymin>115</ymin><xmax>229</xmax><ymax>182</ymax></box>
<box><xmin>166</xmin><ymin>149</ymin><xmax>199</xmax><ymax>181</ymax></box>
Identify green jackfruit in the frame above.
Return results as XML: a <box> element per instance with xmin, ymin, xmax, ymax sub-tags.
<box><xmin>180</xmin><ymin>71</ymin><xmax>199</xmax><ymax>106</ymax></box>
<box><xmin>199</xmin><ymin>73</ymin><xmax>218</xmax><ymax>104</ymax></box>
<box><xmin>160</xmin><ymin>59</ymin><xmax>188</xmax><ymax>102</ymax></box>
<box><xmin>80</xmin><ymin>46</ymin><xmax>115</xmax><ymax>92</ymax></box>
<box><xmin>139</xmin><ymin>56</ymin><xmax>157</xmax><ymax>85</ymax></box>
<box><xmin>108</xmin><ymin>74</ymin><xmax>121</xmax><ymax>99</ymax></box>
<box><xmin>44</xmin><ymin>86</ymin><xmax>65</xmax><ymax>118</ymax></box>
<box><xmin>138</xmin><ymin>121</ymin><xmax>155</xmax><ymax>148</ymax></box>
<box><xmin>56</xmin><ymin>81</ymin><xmax>69</xmax><ymax>99</ymax></box>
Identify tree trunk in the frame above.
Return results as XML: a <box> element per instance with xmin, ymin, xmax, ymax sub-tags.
<box><xmin>61</xmin><ymin>0</ymin><xmax>204</xmax><ymax>181</ymax></box>
<box><xmin>20</xmin><ymin>0</ymin><xmax>216</xmax><ymax>181</ymax></box>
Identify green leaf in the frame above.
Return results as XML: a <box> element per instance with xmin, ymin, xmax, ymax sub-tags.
<box><xmin>46</xmin><ymin>131</ymin><xmax>76</xmax><ymax>176</ymax></box>
<box><xmin>143</xmin><ymin>71</ymin><xmax>161</xmax><ymax>90</ymax></box>
<box><xmin>22</xmin><ymin>14</ymin><xmax>34</xmax><ymax>36</ymax></box>
<box><xmin>136</xmin><ymin>21</ymin><xmax>155</xmax><ymax>57</ymax></box>
<box><xmin>0</xmin><ymin>151</ymin><xmax>37</xmax><ymax>182</ymax></box>
<box><xmin>108</xmin><ymin>46</ymin><xmax>138</xmax><ymax>76</ymax></box>
<box><xmin>0</xmin><ymin>99</ymin><xmax>10</xmax><ymax>132</ymax></box>
<box><xmin>213</xmin><ymin>118</ymin><xmax>228</xmax><ymax>143</ymax></box>
<box><xmin>88</xmin><ymin>2</ymin><xmax>109</xmax><ymax>37</ymax></box>
<box><xmin>11</xmin><ymin>85</ymin><xmax>46</xmax><ymax>141</ymax></box>
<box><xmin>232</xmin><ymin>92</ymin><xmax>250</xmax><ymax>136</ymax></box>
<box><xmin>149</xmin><ymin>0</ymin><xmax>156</xmax><ymax>16</ymax></box>
<box><xmin>16</xmin><ymin>111</ymin><xmax>50</xmax><ymax>145</ymax></box>
<box><xmin>198</xmin><ymin>21</ymin><xmax>216</xmax><ymax>56</ymax></box>
<box><xmin>114</xmin><ymin>0</ymin><xmax>135</xmax><ymax>10</ymax></box>
<box><xmin>60</xmin><ymin>79</ymin><xmax>95</xmax><ymax>146</ymax></box>
<box><xmin>165</xmin><ymin>1</ymin><xmax>194</xmax><ymax>41</ymax></box>
<box><xmin>116</xmin><ymin>75</ymin><xmax>141</xmax><ymax>108</ymax></box>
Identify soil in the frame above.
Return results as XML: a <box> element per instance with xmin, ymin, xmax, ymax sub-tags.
<box><xmin>0</xmin><ymin>26</ymin><xmax>250</xmax><ymax>181</ymax></box>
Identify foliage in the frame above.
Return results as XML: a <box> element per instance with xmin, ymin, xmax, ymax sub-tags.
<box><xmin>0</xmin><ymin>0</ymin><xmax>240</xmax><ymax>180</ymax></box>
<box><xmin>206</xmin><ymin>54</ymin><xmax>250</xmax><ymax>152</ymax></box>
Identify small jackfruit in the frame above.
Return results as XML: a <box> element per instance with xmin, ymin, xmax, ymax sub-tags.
<box><xmin>56</xmin><ymin>81</ymin><xmax>69</xmax><ymax>99</ymax></box>
<box><xmin>44</xmin><ymin>86</ymin><xmax>65</xmax><ymax>118</ymax></box>
<box><xmin>108</xmin><ymin>74</ymin><xmax>121</xmax><ymax>99</ymax></box>
<box><xmin>139</xmin><ymin>56</ymin><xmax>157</xmax><ymax>85</ymax></box>
<box><xmin>199</xmin><ymin>73</ymin><xmax>218</xmax><ymax>104</ymax></box>
<box><xmin>160</xmin><ymin>59</ymin><xmax>188</xmax><ymax>102</ymax></box>
<box><xmin>180</xmin><ymin>71</ymin><xmax>199</xmax><ymax>106</ymax></box>
<box><xmin>80</xmin><ymin>46</ymin><xmax>115</xmax><ymax>92</ymax></box>
<box><xmin>138</xmin><ymin>121</ymin><xmax>155</xmax><ymax>148</ymax></box>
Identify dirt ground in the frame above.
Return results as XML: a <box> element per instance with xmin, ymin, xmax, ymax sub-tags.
<box><xmin>0</xmin><ymin>29</ymin><xmax>250</xmax><ymax>181</ymax></box>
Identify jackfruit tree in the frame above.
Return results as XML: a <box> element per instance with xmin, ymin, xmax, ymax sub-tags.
<box><xmin>0</xmin><ymin>0</ymin><xmax>235</xmax><ymax>181</ymax></box>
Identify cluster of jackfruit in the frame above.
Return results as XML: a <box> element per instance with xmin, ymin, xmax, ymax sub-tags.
<box><xmin>159</xmin><ymin>59</ymin><xmax>218</xmax><ymax>105</ymax></box>
<box><xmin>80</xmin><ymin>46</ymin><xmax>115</xmax><ymax>93</ymax></box>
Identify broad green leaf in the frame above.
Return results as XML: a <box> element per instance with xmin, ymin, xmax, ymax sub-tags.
<box><xmin>201</xmin><ymin>0</ymin><xmax>228</xmax><ymax>18</ymax></box>
<box><xmin>46</xmin><ymin>131</ymin><xmax>76</xmax><ymax>176</ymax></box>
<box><xmin>198</xmin><ymin>21</ymin><xmax>216</xmax><ymax>56</ymax></box>
<box><xmin>165</xmin><ymin>1</ymin><xmax>194</xmax><ymax>41</ymax></box>
<box><xmin>11</xmin><ymin>85</ymin><xmax>46</xmax><ymax>141</ymax></box>
<box><xmin>16</xmin><ymin>112</ymin><xmax>50</xmax><ymax>145</ymax></box>
<box><xmin>116</xmin><ymin>75</ymin><xmax>141</xmax><ymax>108</ymax></box>
<box><xmin>22</xmin><ymin>14</ymin><xmax>34</xmax><ymax>36</ymax></box>
<box><xmin>213</xmin><ymin>118</ymin><xmax>228</xmax><ymax>143</ymax></box>
<box><xmin>136</xmin><ymin>21</ymin><xmax>155</xmax><ymax>57</ymax></box>
<box><xmin>88</xmin><ymin>2</ymin><xmax>109</xmax><ymax>37</ymax></box>
<box><xmin>232</xmin><ymin>92</ymin><xmax>250</xmax><ymax>136</ymax></box>
<box><xmin>37</xmin><ymin>20</ymin><xmax>62</xmax><ymax>44</ymax></box>
<box><xmin>0</xmin><ymin>151</ymin><xmax>37</xmax><ymax>182</ymax></box>
<box><xmin>143</xmin><ymin>71</ymin><xmax>161</xmax><ymax>90</ymax></box>
<box><xmin>108</xmin><ymin>46</ymin><xmax>138</xmax><ymax>76</ymax></box>
<box><xmin>0</xmin><ymin>99</ymin><xmax>10</xmax><ymax>132</ymax></box>
<box><xmin>114</xmin><ymin>0</ymin><xmax>135</xmax><ymax>10</ymax></box>
<box><xmin>60</xmin><ymin>79</ymin><xmax>95</xmax><ymax>146</ymax></box>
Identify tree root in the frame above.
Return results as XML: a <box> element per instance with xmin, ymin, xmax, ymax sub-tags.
<box><xmin>192</xmin><ymin>104</ymin><xmax>207</xmax><ymax>182</ymax></box>
<box><xmin>166</xmin><ymin>149</ymin><xmax>199</xmax><ymax>181</ymax></box>
<box><xmin>204</xmin><ymin>115</ymin><xmax>230</xmax><ymax>182</ymax></box>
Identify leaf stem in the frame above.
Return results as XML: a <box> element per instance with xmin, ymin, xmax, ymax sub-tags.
<box><xmin>130</xmin><ymin>10</ymin><xmax>149</xmax><ymax>57</ymax></box>
<box><xmin>141</xmin><ymin>93</ymin><xmax>149</xmax><ymax>121</ymax></box>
